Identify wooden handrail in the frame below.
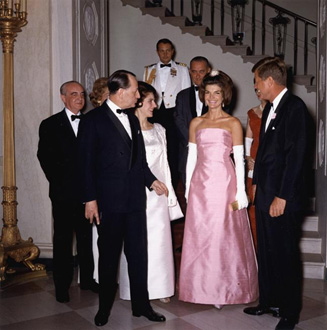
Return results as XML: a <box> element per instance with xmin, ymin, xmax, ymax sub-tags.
<box><xmin>258</xmin><ymin>0</ymin><xmax>316</xmax><ymax>27</ymax></box>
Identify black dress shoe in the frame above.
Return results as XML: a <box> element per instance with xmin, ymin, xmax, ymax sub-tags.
<box><xmin>94</xmin><ymin>310</ymin><xmax>109</xmax><ymax>327</ymax></box>
<box><xmin>243</xmin><ymin>305</ymin><xmax>280</xmax><ymax>317</ymax></box>
<box><xmin>56</xmin><ymin>290</ymin><xmax>70</xmax><ymax>303</ymax></box>
<box><xmin>275</xmin><ymin>317</ymin><xmax>298</xmax><ymax>330</ymax></box>
<box><xmin>132</xmin><ymin>309</ymin><xmax>166</xmax><ymax>322</ymax></box>
<box><xmin>80</xmin><ymin>280</ymin><xmax>99</xmax><ymax>293</ymax></box>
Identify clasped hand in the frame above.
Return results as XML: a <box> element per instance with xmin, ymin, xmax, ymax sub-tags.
<box><xmin>151</xmin><ymin>180</ymin><xmax>168</xmax><ymax>197</ymax></box>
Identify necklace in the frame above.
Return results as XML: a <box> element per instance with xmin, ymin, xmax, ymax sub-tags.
<box><xmin>259</xmin><ymin>104</ymin><xmax>264</xmax><ymax>111</ymax></box>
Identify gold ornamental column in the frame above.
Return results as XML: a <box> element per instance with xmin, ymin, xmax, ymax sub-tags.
<box><xmin>0</xmin><ymin>0</ymin><xmax>45</xmax><ymax>285</ymax></box>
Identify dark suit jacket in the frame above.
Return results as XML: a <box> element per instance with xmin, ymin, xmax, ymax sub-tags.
<box><xmin>174</xmin><ymin>86</ymin><xmax>208</xmax><ymax>173</ymax></box>
<box><xmin>77</xmin><ymin>102</ymin><xmax>156</xmax><ymax>214</ymax></box>
<box><xmin>37</xmin><ymin>109</ymin><xmax>81</xmax><ymax>203</ymax></box>
<box><xmin>253</xmin><ymin>91</ymin><xmax>309</xmax><ymax>213</ymax></box>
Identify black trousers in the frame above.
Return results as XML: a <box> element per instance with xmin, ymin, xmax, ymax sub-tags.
<box><xmin>96</xmin><ymin>210</ymin><xmax>151</xmax><ymax>314</ymax></box>
<box><xmin>52</xmin><ymin>200</ymin><xmax>94</xmax><ymax>292</ymax></box>
<box><xmin>150</xmin><ymin>103</ymin><xmax>179</xmax><ymax>189</ymax></box>
<box><xmin>256</xmin><ymin>208</ymin><xmax>303</xmax><ymax>320</ymax></box>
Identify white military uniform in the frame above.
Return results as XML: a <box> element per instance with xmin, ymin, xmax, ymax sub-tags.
<box><xmin>143</xmin><ymin>60</ymin><xmax>191</xmax><ymax>108</ymax></box>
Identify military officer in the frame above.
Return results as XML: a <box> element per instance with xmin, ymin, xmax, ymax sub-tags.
<box><xmin>144</xmin><ymin>38</ymin><xmax>191</xmax><ymax>187</ymax></box>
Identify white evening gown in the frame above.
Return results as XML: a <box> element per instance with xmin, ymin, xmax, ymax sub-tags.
<box><xmin>92</xmin><ymin>123</ymin><xmax>182</xmax><ymax>300</ymax></box>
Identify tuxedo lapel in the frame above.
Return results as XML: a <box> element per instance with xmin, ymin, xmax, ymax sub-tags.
<box><xmin>265</xmin><ymin>91</ymin><xmax>289</xmax><ymax>133</ymax></box>
<box><xmin>59</xmin><ymin>110</ymin><xmax>77</xmax><ymax>142</ymax></box>
<box><xmin>128</xmin><ymin>115</ymin><xmax>138</xmax><ymax>169</ymax></box>
<box><xmin>259</xmin><ymin>102</ymin><xmax>271</xmax><ymax>140</ymax></box>
<box><xmin>189</xmin><ymin>87</ymin><xmax>197</xmax><ymax>118</ymax></box>
<box><xmin>104</xmin><ymin>104</ymin><xmax>132</xmax><ymax>149</ymax></box>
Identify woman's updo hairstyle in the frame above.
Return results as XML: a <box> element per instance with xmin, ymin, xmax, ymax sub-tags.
<box><xmin>200</xmin><ymin>69</ymin><xmax>233</xmax><ymax>106</ymax></box>
<box><xmin>135</xmin><ymin>81</ymin><xmax>159</xmax><ymax>108</ymax></box>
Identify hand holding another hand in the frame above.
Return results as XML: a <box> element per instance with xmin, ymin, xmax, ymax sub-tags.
<box><xmin>151</xmin><ymin>180</ymin><xmax>168</xmax><ymax>196</ymax></box>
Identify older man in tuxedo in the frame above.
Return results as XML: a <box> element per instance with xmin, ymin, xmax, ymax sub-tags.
<box><xmin>243</xmin><ymin>57</ymin><xmax>309</xmax><ymax>330</ymax></box>
<box><xmin>37</xmin><ymin>81</ymin><xmax>98</xmax><ymax>303</ymax></box>
<box><xmin>78</xmin><ymin>70</ymin><xmax>168</xmax><ymax>327</ymax></box>
<box><xmin>174</xmin><ymin>56</ymin><xmax>211</xmax><ymax>187</ymax></box>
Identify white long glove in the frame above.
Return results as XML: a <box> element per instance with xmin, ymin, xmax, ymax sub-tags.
<box><xmin>185</xmin><ymin>142</ymin><xmax>197</xmax><ymax>203</ymax></box>
<box><xmin>245</xmin><ymin>137</ymin><xmax>254</xmax><ymax>178</ymax></box>
<box><xmin>233</xmin><ymin>145</ymin><xmax>248</xmax><ymax>209</ymax></box>
<box><xmin>245</xmin><ymin>137</ymin><xmax>253</xmax><ymax>157</ymax></box>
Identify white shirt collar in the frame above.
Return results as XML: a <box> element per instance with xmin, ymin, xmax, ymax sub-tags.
<box><xmin>271</xmin><ymin>87</ymin><xmax>287</xmax><ymax>111</ymax></box>
<box><xmin>158</xmin><ymin>60</ymin><xmax>173</xmax><ymax>66</ymax></box>
<box><xmin>65</xmin><ymin>108</ymin><xmax>81</xmax><ymax>121</ymax></box>
<box><xmin>108</xmin><ymin>99</ymin><xmax>121</xmax><ymax>111</ymax></box>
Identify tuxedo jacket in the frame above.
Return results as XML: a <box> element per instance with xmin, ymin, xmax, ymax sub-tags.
<box><xmin>143</xmin><ymin>60</ymin><xmax>191</xmax><ymax>109</ymax></box>
<box><xmin>174</xmin><ymin>86</ymin><xmax>208</xmax><ymax>172</ymax></box>
<box><xmin>253</xmin><ymin>91</ymin><xmax>309</xmax><ymax>213</ymax></box>
<box><xmin>77</xmin><ymin>102</ymin><xmax>156</xmax><ymax>214</ymax></box>
<box><xmin>37</xmin><ymin>109</ymin><xmax>81</xmax><ymax>203</ymax></box>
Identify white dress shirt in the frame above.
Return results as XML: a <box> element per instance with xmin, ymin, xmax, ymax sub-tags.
<box><xmin>107</xmin><ymin>99</ymin><xmax>132</xmax><ymax>139</ymax></box>
<box><xmin>159</xmin><ymin>60</ymin><xmax>172</xmax><ymax>92</ymax></box>
<box><xmin>195</xmin><ymin>87</ymin><xmax>203</xmax><ymax>117</ymax></box>
<box><xmin>65</xmin><ymin>108</ymin><xmax>81</xmax><ymax>137</ymax></box>
<box><xmin>265</xmin><ymin>88</ymin><xmax>287</xmax><ymax>131</ymax></box>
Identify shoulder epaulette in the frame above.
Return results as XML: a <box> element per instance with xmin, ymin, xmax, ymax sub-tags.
<box><xmin>144</xmin><ymin>63</ymin><xmax>156</xmax><ymax>68</ymax></box>
<box><xmin>176</xmin><ymin>62</ymin><xmax>187</xmax><ymax>67</ymax></box>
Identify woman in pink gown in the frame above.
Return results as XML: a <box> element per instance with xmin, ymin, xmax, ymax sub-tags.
<box><xmin>179</xmin><ymin>70</ymin><xmax>258</xmax><ymax>307</ymax></box>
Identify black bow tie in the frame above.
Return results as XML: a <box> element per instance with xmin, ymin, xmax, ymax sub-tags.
<box><xmin>116</xmin><ymin>109</ymin><xmax>128</xmax><ymax>114</ymax></box>
<box><xmin>160</xmin><ymin>63</ymin><xmax>171</xmax><ymax>68</ymax></box>
<box><xmin>71</xmin><ymin>114</ymin><xmax>83</xmax><ymax>121</ymax></box>
<box><xmin>194</xmin><ymin>86</ymin><xmax>199</xmax><ymax>91</ymax></box>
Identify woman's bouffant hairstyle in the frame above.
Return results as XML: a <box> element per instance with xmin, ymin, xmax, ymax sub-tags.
<box><xmin>89</xmin><ymin>77</ymin><xmax>108</xmax><ymax>107</ymax></box>
<box><xmin>200</xmin><ymin>70</ymin><xmax>233</xmax><ymax>106</ymax></box>
<box><xmin>135</xmin><ymin>81</ymin><xmax>159</xmax><ymax>108</ymax></box>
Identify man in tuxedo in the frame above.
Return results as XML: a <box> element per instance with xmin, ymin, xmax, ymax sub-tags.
<box><xmin>78</xmin><ymin>70</ymin><xmax>168</xmax><ymax>327</ymax></box>
<box><xmin>37</xmin><ymin>81</ymin><xmax>98</xmax><ymax>303</ymax></box>
<box><xmin>243</xmin><ymin>57</ymin><xmax>309</xmax><ymax>330</ymax></box>
<box><xmin>174</xmin><ymin>56</ymin><xmax>211</xmax><ymax>187</ymax></box>
<box><xmin>144</xmin><ymin>38</ymin><xmax>191</xmax><ymax>187</ymax></box>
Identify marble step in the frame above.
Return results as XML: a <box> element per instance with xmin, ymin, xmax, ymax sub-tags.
<box><xmin>140</xmin><ymin>6</ymin><xmax>170</xmax><ymax>17</ymax></box>
<box><xmin>122</xmin><ymin>0</ymin><xmax>144</xmax><ymax>8</ymax></box>
<box><xmin>294</xmin><ymin>74</ymin><xmax>314</xmax><ymax>86</ymax></box>
<box><xmin>180</xmin><ymin>25</ymin><xmax>211</xmax><ymax>37</ymax></box>
<box><xmin>201</xmin><ymin>35</ymin><xmax>233</xmax><ymax>46</ymax></box>
<box><xmin>302</xmin><ymin>253</ymin><xmax>325</xmax><ymax>279</ymax></box>
<box><xmin>300</xmin><ymin>231</ymin><xmax>322</xmax><ymax>254</ymax></box>
<box><xmin>221</xmin><ymin>44</ymin><xmax>251</xmax><ymax>56</ymax></box>
<box><xmin>160</xmin><ymin>16</ymin><xmax>188</xmax><ymax>27</ymax></box>
<box><xmin>302</xmin><ymin>215</ymin><xmax>318</xmax><ymax>232</ymax></box>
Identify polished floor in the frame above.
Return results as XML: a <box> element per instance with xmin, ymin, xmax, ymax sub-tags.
<box><xmin>0</xmin><ymin>270</ymin><xmax>327</xmax><ymax>330</ymax></box>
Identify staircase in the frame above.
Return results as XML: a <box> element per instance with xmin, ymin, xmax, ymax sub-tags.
<box><xmin>123</xmin><ymin>0</ymin><xmax>317</xmax><ymax>93</ymax></box>
<box><xmin>120</xmin><ymin>0</ymin><xmax>324</xmax><ymax>279</ymax></box>
<box><xmin>302</xmin><ymin>209</ymin><xmax>325</xmax><ymax>279</ymax></box>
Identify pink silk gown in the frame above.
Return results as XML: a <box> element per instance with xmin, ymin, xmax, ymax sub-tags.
<box><xmin>179</xmin><ymin>128</ymin><xmax>258</xmax><ymax>305</ymax></box>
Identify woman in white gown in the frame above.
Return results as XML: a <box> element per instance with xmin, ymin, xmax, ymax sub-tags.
<box><xmin>92</xmin><ymin>82</ymin><xmax>183</xmax><ymax>303</ymax></box>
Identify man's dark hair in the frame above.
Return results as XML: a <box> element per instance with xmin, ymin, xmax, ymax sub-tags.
<box><xmin>108</xmin><ymin>70</ymin><xmax>136</xmax><ymax>95</ymax></box>
<box><xmin>190</xmin><ymin>56</ymin><xmax>210</xmax><ymax>68</ymax></box>
<box><xmin>252</xmin><ymin>56</ymin><xmax>287</xmax><ymax>86</ymax></box>
<box><xmin>156</xmin><ymin>38</ymin><xmax>174</xmax><ymax>50</ymax></box>
<box><xmin>60</xmin><ymin>81</ymin><xmax>83</xmax><ymax>95</ymax></box>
